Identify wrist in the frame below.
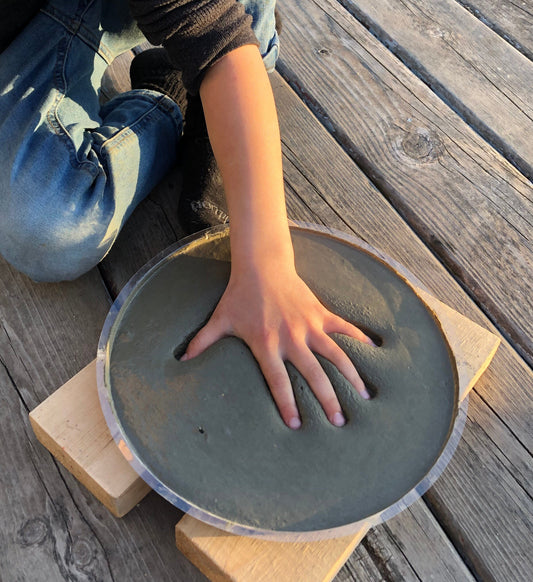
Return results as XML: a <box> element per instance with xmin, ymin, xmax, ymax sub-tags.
<box><xmin>229</xmin><ymin>219</ymin><xmax>294</xmax><ymax>266</ymax></box>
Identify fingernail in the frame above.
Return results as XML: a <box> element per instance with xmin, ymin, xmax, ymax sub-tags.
<box><xmin>369</xmin><ymin>338</ymin><xmax>378</xmax><ymax>347</ymax></box>
<box><xmin>288</xmin><ymin>417</ymin><xmax>301</xmax><ymax>430</ymax></box>
<box><xmin>332</xmin><ymin>412</ymin><xmax>346</xmax><ymax>427</ymax></box>
<box><xmin>361</xmin><ymin>388</ymin><xmax>371</xmax><ymax>400</ymax></box>
<box><xmin>179</xmin><ymin>353</ymin><xmax>189</xmax><ymax>361</ymax></box>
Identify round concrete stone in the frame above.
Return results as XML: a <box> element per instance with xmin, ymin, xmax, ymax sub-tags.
<box><xmin>104</xmin><ymin>228</ymin><xmax>458</xmax><ymax>534</ymax></box>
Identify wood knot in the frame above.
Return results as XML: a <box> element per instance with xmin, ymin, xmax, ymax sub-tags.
<box><xmin>316</xmin><ymin>47</ymin><xmax>331</xmax><ymax>56</ymax></box>
<box><xmin>67</xmin><ymin>537</ymin><xmax>96</xmax><ymax>568</ymax></box>
<box><xmin>390</xmin><ymin>125</ymin><xmax>443</xmax><ymax>165</ymax></box>
<box><xmin>18</xmin><ymin>517</ymin><xmax>49</xmax><ymax>547</ymax></box>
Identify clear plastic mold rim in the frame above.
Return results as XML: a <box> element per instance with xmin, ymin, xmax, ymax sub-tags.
<box><xmin>96</xmin><ymin>222</ymin><xmax>468</xmax><ymax>542</ymax></box>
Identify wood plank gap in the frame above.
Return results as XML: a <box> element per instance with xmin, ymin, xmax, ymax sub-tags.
<box><xmin>453</xmin><ymin>0</ymin><xmax>533</xmax><ymax>61</ymax></box>
<box><xmin>361</xmin><ymin>531</ymin><xmax>423</xmax><ymax>582</ymax></box>
<box><xmin>97</xmin><ymin>262</ymin><xmax>121</xmax><ymax>302</ymax></box>
<box><xmin>0</xmin><ymin>353</ymin><xmax>31</xmax><ymax>413</ymax></box>
<box><xmin>424</xmin><ymin>419</ymin><xmax>533</xmax><ymax>581</ymax></box>
<box><xmin>461</xmin><ymin>394</ymin><xmax>533</xmax><ymax>500</ymax></box>
<box><xmin>385</xmin><ymin>504</ymin><xmax>477</xmax><ymax>582</ymax></box>
<box><xmin>49</xmin><ymin>454</ymin><xmax>114</xmax><ymax>576</ymax></box>
<box><xmin>23</xmin><ymin>418</ymin><xmax>114</xmax><ymax>580</ymax></box>
<box><xmin>146</xmin><ymin>196</ymin><xmax>181</xmax><ymax>240</ymax></box>
<box><xmin>419</xmin><ymin>247</ymin><xmax>533</xmax><ymax>371</ymax></box>
<box><xmin>283</xmin><ymin>147</ymin><xmax>373</xmax><ymax>235</ymax></box>
<box><xmin>420</xmin><ymin>493</ymin><xmax>492</xmax><ymax>582</ymax></box>
<box><xmin>474</xmin><ymin>386</ymin><xmax>533</xmax><ymax>458</ymax></box>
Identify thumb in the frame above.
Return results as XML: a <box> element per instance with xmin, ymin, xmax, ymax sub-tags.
<box><xmin>180</xmin><ymin>315</ymin><xmax>228</xmax><ymax>361</ymax></box>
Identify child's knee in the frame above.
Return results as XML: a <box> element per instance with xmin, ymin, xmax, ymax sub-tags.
<box><xmin>0</xmin><ymin>207</ymin><xmax>111</xmax><ymax>282</ymax></box>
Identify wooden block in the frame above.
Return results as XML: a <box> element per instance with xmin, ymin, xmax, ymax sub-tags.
<box><xmin>174</xmin><ymin>291</ymin><xmax>500</xmax><ymax>582</ymax></box>
<box><xmin>175</xmin><ymin>517</ymin><xmax>371</xmax><ymax>582</ymax></box>
<box><xmin>418</xmin><ymin>289</ymin><xmax>500</xmax><ymax>402</ymax></box>
<box><xmin>29</xmin><ymin>360</ymin><xmax>151</xmax><ymax>517</ymax></box>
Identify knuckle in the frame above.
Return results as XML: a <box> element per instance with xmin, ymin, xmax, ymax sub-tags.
<box><xmin>254</xmin><ymin>325</ymin><xmax>278</xmax><ymax>349</ymax></box>
<box><xmin>304</xmin><ymin>361</ymin><xmax>327</xmax><ymax>385</ymax></box>
<box><xmin>285</xmin><ymin>326</ymin><xmax>302</xmax><ymax>346</ymax></box>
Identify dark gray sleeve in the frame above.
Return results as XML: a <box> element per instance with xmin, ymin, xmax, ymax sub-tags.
<box><xmin>129</xmin><ymin>0</ymin><xmax>259</xmax><ymax>95</ymax></box>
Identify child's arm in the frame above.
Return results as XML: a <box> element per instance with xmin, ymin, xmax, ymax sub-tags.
<box><xmin>180</xmin><ymin>45</ymin><xmax>372</xmax><ymax>429</ymax></box>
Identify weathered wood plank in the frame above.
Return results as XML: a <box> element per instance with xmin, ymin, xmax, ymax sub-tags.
<box><xmin>382</xmin><ymin>502</ymin><xmax>477</xmax><ymax>582</ymax></box>
<box><xmin>338</xmin><ymin>0</ymin><xmax>533</xmax><ymax>178</ymax></box>
<box><xmin>0</xmin><ymin>265</ymin><xmax>110</xmax><ymax>408</ymax></box>
<box><xmin>0</xmin><ymin>363</ymin><xmax>113</xmax><ymax>582</ymax></box>
<box><xmin>455</xmin><ymin>0</ymin><xmax>533</xmax><ymax>60</ymax></box>
<box><xmin>0</xmin><ymin>263</ymin><xmax>115</xmax><ymax>581</ymax></box>
<box><xmin>425</xmin><ymin>419</ymin><xmax>533</xmax><ymax>582</ymax></box>
<box><xmin>273</xmin><ymin>73</ymin><xmax>533</xmax><ymax>580</ymax></box>
<box><xmin>277</xmin><ymin>0</ymin><xmax>533</xmax><ymax>368</ymax></box>
<box><xmin>0</xmin><ymin>258</ymin><xmax>207</xmax><ymax>581</ymax></box>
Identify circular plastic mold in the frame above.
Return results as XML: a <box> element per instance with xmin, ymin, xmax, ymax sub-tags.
<box><xmin>97</xmin><ymin>223</ymin><xmax>467</xmax><ymax>541</ymax></box>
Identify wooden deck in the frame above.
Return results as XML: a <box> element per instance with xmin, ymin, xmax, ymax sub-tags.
<box><xmin>1</xmin><ymin>0</ymin><xmax>531</xmax><ymax>580</ymax></box>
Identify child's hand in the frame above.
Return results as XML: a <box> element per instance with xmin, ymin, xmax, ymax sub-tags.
<box><xmin>180</xmin><ymin>260</ymin><xmax>373</xmax><ymax>429</ymax></box>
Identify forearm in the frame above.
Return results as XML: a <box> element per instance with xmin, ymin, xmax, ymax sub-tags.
<box><xmin>199</xmin><ymin>44</ymin><xmax>294</xmax><ymax>271</ymax></box>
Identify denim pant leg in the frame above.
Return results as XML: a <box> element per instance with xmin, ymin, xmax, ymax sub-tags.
<box><xmin>0</xmin><ymin>0</ymin><xmax>183</xmax><ymax>282</ymax></box>
<box><xmin>240</xmin><ymin>0</ymin><xmax>279</xmax><ymax>71</ymax></box>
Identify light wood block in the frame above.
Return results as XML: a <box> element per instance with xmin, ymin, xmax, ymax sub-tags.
<box><xmin>417</xmin><ymin>289</ymin><xmax>500</xmax><ymax>402</ymax></box>
<box><xmin>29</xmin><ymin>290</ymin><xmax>499</xmax><ymax>580</ymax></box>
<box><xmin>29</xmin><ymin>360</ymin><xmax>151</xmax><ymax>517</ymax></box>
<box><xmin>175</xmin><ymin>517</ymin><xmax>371</xmax><ymax>582</ymax></box>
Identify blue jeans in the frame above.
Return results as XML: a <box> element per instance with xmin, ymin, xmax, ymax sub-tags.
<box><xmin>0</xmin><ymin>0</ymin><xmax>279</xmax><ymax>282</ymax></box>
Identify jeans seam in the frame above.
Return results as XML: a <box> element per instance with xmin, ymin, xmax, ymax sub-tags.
<box><xmin>41</xmin><ymin>4</ymin><xmax>114</xmax><ymax>64</ymax></box>
<box><xmin>45</xmin><ymin>34</ymin><xmax>100</xmax><ymax>176</ymax></box>
<box><xmin>94</xmin><ymin>97</ymin><xmax>182</xmax><ymax>265</ymax></box>
<box><xmin>44</xmin><ymin>0</ymin><xmax>106</xmax><ymax>177</ymax></box>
